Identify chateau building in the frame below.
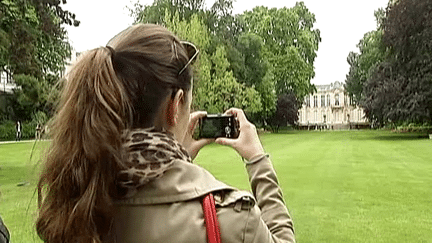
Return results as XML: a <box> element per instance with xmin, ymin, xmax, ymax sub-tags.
<box><xmin>298</xmin><ymin>81</ymin><xmax>369</xmax><ymax>130</ymax></box>
<box><xmin>0</xmin><ymin>71</ymin><xmax>14</xmax><ymax>95</ymax></box>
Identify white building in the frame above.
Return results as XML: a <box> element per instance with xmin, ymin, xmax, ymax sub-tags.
<box><xmin>298</xmin><ymin>81</ymin><xmax>369</xmax><ymax>130</ymax></box>
<box><xmin>0</xmin><ymin>70</ymin><xmax>15</xmax><ymax>95</ymax></box>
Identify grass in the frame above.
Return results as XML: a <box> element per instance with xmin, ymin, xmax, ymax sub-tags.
<box><xmin>1</xmin><ymin>130</ymin><xmax>431</xmax><ymax>242</ymax></box>
<box><xmin>0</xmin><ymin>141</ymin><xmax>47</xmax><ymax>243</ymax></box>
<box><xmin>195</xmin><ymin>130</ymin><xmax>432</xmax><ymax>243</ymax></box>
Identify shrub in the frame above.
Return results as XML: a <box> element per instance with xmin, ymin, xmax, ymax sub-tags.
<box><xmin>0</xmin><ymin>120</ymin><xmax>16</xmax><ymax>140</ymax></box>
<box><xmin>394</xmin><ymin>123</ymin><xmax>432</xmax><ymax>134</ymax></box>
<box><xmin>0</xmin><ymin>120</ymin><xmax>37</xmax><ymax>141</ymax></box>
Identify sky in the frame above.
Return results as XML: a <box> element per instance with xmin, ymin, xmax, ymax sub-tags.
<box><xmin>64</xmin><ymin>0</ymin><xmax>389</xmax><ymax>85</ymax></box>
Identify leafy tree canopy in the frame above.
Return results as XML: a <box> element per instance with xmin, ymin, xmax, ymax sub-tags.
<box><xmin>0</xmin><ymin>0</ymin><xmax>79</xmax><ymax>77</ymax></box>
<box><xmin>0</xmin><ymin>0</ymin><xmax>78</xmax><ymax>121</ymax></box>
<box><xmin>267</xmin><ymin>92</ymin><xmax>299</xmax><ymax>133</ymax></box>
<box><xmin>345</xmin><ymin>0</ymin><xmax>432</xmax><ymax>126</ymax></box>
<box><xmin>345</xmin><ymin>28</ymin><xmax>387</xmax><ymax>104</ymax></box>
<box><xmin>130</xmin><ymin>0</ymin><xmax>320</xmax><ymax>125</ymax></box>
<box><xmin>240</xmin><ymin>3</ymin><xmax>320</xmax><ymax>99</ymax></box>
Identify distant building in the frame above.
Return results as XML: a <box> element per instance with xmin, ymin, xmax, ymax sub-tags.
<box><xmin>0</xmin><ymin>70</ymin><xmax>15</xmax><ymax>117</ymax></box>
<box><xmin>0</xmin><ymin>70</ymin><xmax>15</xmax><ymax>95</ymax></box>
<box><xmin>298</xmin><ymin>81</ymin><xmax>369</xmax><ymax>130</ymax></box>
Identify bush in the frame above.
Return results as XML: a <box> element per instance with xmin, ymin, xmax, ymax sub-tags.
<box><xmin>31</xmin><ymin>111</ymin><xmax>48</xmax><ymax>125</ymax></box>
<box><xmin>0</xmin><ymin>110</ymin><xmax>51</xmax><ymax>141</ymax></box>
<box><xmin>393</xmin><ymin>123</ymin><xmax>432</xmax><ymax>134</ymax></box>
<box><xmin>22</xmin><ymin>121</ymin><xmax>37</xmax><ymax>139</ymax></box>
<box><xmin>0</xmin><ymin>120</ymin><xmax>37</xmax><ymax>141</ymax></box>
<box><xmin>0</xmin><ymin>120</ymin><xmax>15</xmax><ymax>140</ymax></box>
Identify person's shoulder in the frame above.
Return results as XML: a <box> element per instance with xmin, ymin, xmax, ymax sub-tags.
<box><xmin>214</xmin><ymin>189</ymin><xmax>256</xmax><ymax>210</ymax></box>
<box><xmin>213</xmin><ymin>190</ymin><xmax>266</xmax><ymax>242</ymax></box>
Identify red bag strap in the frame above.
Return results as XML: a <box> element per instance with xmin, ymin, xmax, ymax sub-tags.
<box><xmin>202</xmin><ymin>193</ymin><xmax>221</xmax><ymax>243</ymax></box>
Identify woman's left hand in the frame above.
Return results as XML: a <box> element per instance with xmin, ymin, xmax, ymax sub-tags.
<box><xmin>182</xmin><ymin>111</ymin><xmax>214</xmax><ymax>160</ymax></box>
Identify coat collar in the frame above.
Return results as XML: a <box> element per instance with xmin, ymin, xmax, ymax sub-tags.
<box><xmin>115</xmin><ymin>160</ymin><xmax>235</xmax><ymax>205</ymax></box>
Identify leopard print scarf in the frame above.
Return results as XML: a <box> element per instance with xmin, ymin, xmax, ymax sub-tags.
<box><xmin>119</xmin><ymin>127</ymin><xmax>191</xmax><ymax>198</ymax></box>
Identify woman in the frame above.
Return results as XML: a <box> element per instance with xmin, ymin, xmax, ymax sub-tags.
<box><xmin>36</xmin><ymin>24</ymin><xmax>295</xmax><ymax>243</ymax></box>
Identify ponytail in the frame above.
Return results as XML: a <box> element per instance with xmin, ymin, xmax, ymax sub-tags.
<box><xmin>36</xmin><ymin>47</ymin><xmax>130</xmax><ymax>243</ymax></box>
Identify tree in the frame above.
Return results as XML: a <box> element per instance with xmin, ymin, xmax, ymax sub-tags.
<box><xmin>162</xmin><ymin>11</ymin><xmax>262</xmax><ymax>114</ymax></box>
<box><xmin>163</xmin><ymin>11</ymin><xmax>211</xmax><ymax>111</ymax></box>
<box><xmin>129</xmin><ymin>0</ymin><xmax>205</xmax><ymax>24</ymax></box>
<box><xmin>345</xmin><ymin>9</ymin><xmax>387</xmax><ymax>104</ymax></box>
<box><xmin>235</xmin><ymin>33</ymin><xmax>268</xmax><ymax>87</ymax></box>
<box><xmin>207</xmin><ymin>0</ymin><xmax>241</xmax><ymax>45</ymax></box>
<box><xmin>267</xmin><ymin>92</ymin><xmax>298</xmax><ymax>133</ymax></box>
<box><xmin>0</xmin><ymin>0</ymin><xmax>78</xmax><ymax>120</ymax></box>
<box><xmin>130</xmin><ymin>1</ymin><xmax>321</xmax><ymax>125</ymax></box>
<box><xmin>232</xmin><ymin>32</ymin><xmax>276</xmax><ymax>124</ymax></box>
<box><xmin>0</xmin><ymin>0</ymin><xmax>78</xmax><ymax>77</ymax></box>
<box><xmin>360</xmin><ymin>0</ymin><xmax>432</xmax><ymax>125</ymax></box>
<box><xmin>8</xmin><ymin>74</ymin><xmax>43</xmax><ymax>119</ymax></box>
<box><xmin>197</xmin><ymin>45</ymin><xmax>262</xmax><ymax>113</ymax></box>
<box><xmin>240</xmin><ymin>3</ymin><xmax>320</xmax><ymax>100</ymax></box>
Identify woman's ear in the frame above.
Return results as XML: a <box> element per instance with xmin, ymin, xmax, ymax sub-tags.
<box><xmin>167</xmin><ymin>89</ymin><xmax>184</xmax><ymax>126</ymax></box>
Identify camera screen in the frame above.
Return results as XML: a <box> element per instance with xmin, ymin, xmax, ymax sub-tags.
<box><xmin>200</xmin><ymin>118</ymin><xmax>226</xmax><ymax>138</ymax></box>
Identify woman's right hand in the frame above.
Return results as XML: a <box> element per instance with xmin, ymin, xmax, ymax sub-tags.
<box><xmin>215</xmin><ymin>108</ymin><xmax>265</xmax><ymax>161</ymax></box>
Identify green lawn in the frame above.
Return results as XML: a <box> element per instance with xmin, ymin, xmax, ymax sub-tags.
<box><xmin>0</xmin><ymin>141</ymin><xmax>47</xmax><ymax>243</ymax></box>
<box><xmin>1</xmin><ymin>130</ymin><xmax>431</xmax><ymax>242</ymax></box>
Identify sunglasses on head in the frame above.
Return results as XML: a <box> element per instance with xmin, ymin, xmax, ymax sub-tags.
<box><xmin>178</xmin><ymin>41</ymin><xmax>199</xmax><ymax>75</ymax></box>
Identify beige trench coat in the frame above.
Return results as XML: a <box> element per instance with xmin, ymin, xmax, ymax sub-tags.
<box><xmin>109</xmin><ymin>156</ymin><xmax>295</xmax><ymax>243</ymax></box>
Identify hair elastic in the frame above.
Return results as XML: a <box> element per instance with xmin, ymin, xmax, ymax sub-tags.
<box><xmin>106</xmin><ymin>46</ymin><xmax>115</xmax><ymax>57</ymax></box>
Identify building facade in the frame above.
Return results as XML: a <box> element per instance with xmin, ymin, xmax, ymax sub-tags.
<box><xmin>298</xmin><ymin>81</ymin><xmax>369</xmax><ymax>130</ymax></box>
<box><xmin>0</xmin><ymin>71</ymin><xmax>15</xmax><ymax>95</ymax></box>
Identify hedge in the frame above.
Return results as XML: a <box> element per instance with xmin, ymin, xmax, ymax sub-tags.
<box><xmin>0</xmin><ymin>120</ymin><xmax>38</xmax><ymax>141</ymax></box>
<box><xmin>393</xmin><ymin>123</ymin><xmax>432</xmax><ymax>134</ymax></box>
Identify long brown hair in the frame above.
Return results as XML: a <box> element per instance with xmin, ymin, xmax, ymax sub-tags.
<box><xmin>36</xmin><ymin>24</ymin><xmax>192</xmax><ymax>242</ymax></box>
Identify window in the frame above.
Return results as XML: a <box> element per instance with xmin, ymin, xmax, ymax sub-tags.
<box><xmin>321</xmin><ymin>95</ymin><xmax>325</xmax><ymax>107</ymax></box>
<box><xmin>314</xmin><ymin>95</ymin><xmax>318</xmax><ymax>107</ymax></box>
<box><xmin>306</xmin><ymin>96</ymin><xmax>310</xmax><ymax>107</ymax></box>
<box><xmin>327</xmin><ymin>94</ymin><xmax>330</xmax><ymax>107</ymax></box>
<box><xmin>335</xmin><ymin>94</ymin><xmax>340</xmax><ymax>106</ymax></box>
